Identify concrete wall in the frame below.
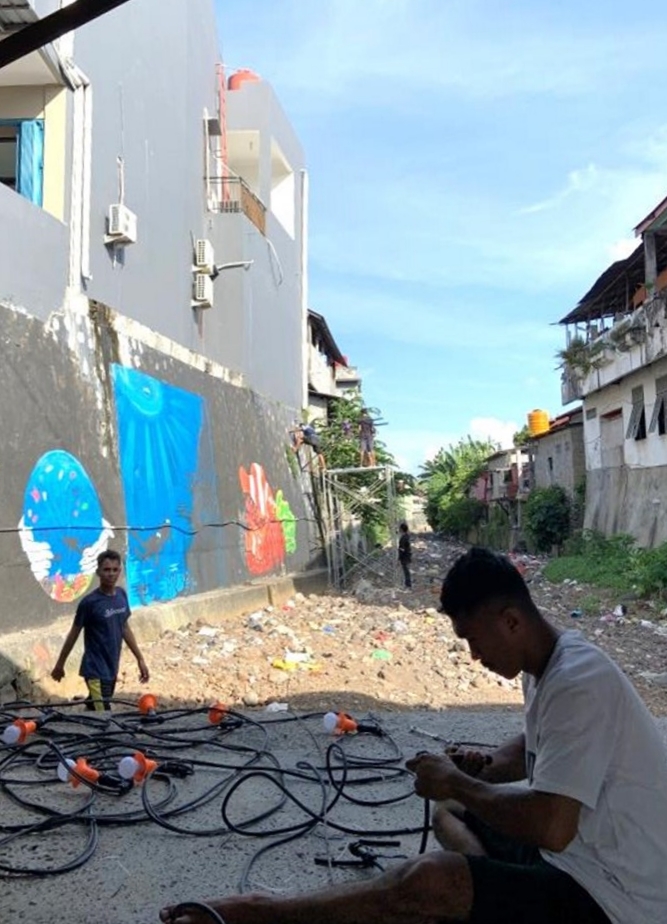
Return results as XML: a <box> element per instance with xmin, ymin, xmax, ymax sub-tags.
<box><xmin>68</xmin><ymin>0</ymin><xmax>217</xmax><ymax>357</ymax></box>
<box><xmin>0</xmin><ymin>182</ymin><xmax>68</xmax><ymax>316</ymax></box>
<box><xmin>533</xmin><ymin>424</ymin><xmax>585</xmax><ymax>497</ymax></box>
<box><xmin>0</xmin><ymin>301</ymin><xmax>314</xmax><ymax>635</ymax></box>
<box><xmin>583</xmin><ymin>358</ymin><xmax>667</xmax><ymax>546</ymax></box>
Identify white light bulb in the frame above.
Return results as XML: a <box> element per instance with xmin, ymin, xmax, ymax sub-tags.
<box><xmin>118</xmin><ymin>755</ymin><xmax>139</xmax><ymax>780</ymax></box>
<box><xmin>2</xmin><ymin>724</ymin><xmax>20</xmax><ymax>746</ymax></box>
<box><xmin>57</xmin><ymin>758</ymin><xmax>76</xmax><ymax>782</ymax></box>
<box><xmin>323</xmin><ymin>712</ymin><xmax>338</xmax><ymax>734</ymax></box>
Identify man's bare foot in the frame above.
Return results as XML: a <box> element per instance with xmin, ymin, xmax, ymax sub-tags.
<box><xmin>159</xmin><ymin>900</ymin><xmax>227</xmax><ymax>924</ymax></box>
<box><xmin>159</xmin><ymin>896</ymin><xmax>268</xmax><ymax>924</ymax></box>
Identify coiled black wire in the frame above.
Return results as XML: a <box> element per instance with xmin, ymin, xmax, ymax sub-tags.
<box><xmin>0</xmin><ymin>699</ymin><xmax>469</xmax><ymax>884</ymax></box>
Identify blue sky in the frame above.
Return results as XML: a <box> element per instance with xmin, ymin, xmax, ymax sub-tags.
<box><xmin>215</xmin><ymin>0</ymin><xmax>667</xmax><ymax>473</ymax></box>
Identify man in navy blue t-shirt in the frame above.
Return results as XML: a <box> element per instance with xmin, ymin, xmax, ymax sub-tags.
<box><xmin>51</xmin><ymin>550</ymin><xmax>149</xmax><ymax>710</ymax></box>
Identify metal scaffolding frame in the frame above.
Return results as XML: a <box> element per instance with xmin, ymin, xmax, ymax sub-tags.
<box><xmin>319</xmin><ymin>465</ymin><xmax>398</xmax><ymax>590</ymax></box>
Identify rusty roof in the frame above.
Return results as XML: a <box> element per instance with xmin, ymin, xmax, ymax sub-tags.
<box><xmin>0</xmin><ymin>1</ymin><xmax>38</xmax><ymax>31</ymax></box>
<box><xmin>558</xmin><ymin>236</ymin><xmax>667</xmax><ymax>325</ymax></box>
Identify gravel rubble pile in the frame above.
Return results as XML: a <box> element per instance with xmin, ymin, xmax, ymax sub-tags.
<box><xmin>122</xmin><ymin>536</ymin><xmax>667</xmax><ymax>716</ymax></box>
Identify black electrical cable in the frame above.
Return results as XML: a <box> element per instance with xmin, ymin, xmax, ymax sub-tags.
<box><xmin>0</xmin><ymin>701</ymin><xmax>496</xmax><ymax>883</ymax></box>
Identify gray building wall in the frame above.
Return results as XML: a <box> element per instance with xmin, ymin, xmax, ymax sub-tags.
<box><xmin>0</xmin><ymin>1</ymin><xmax>318</xmax><ymax>636</ymax></box>
<box><xmin>533</xmin><ymin>423</ymin><xmax>585</xmax><ymax>497</ymax></box>
<box><xmin>0</xmin><ymin>184</ymin><xmax>68</xmax><ymax>316</ymax></box>
<box><xmin>72</xmin><ymin>0</ymin><xmax>219</xmax><ymax>357</ymax></box>
<box><xmin>58</xmin><ymin>0</ymin><xmax>306</xmax><ymax>410</ymax></box>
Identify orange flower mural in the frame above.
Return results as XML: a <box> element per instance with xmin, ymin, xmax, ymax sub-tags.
<box><xmin>238</xmin><ymin>463</ymin><xmax>286</xmax><ymax>575</ymax></box>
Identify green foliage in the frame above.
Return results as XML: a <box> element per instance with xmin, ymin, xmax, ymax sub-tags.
<box><xmin>316</xmin><ymin>394</ymin><xmax>396</xmax><ymax>540</ymax></box>
<box><xmin>437</xmin><ymin>497</ymin><xmax>486</xmax><ymax>540</ymax></box>
<box><xmin>524</xmin><ymin>486</ymin><xmax>571</xmax><ymax>552</ymax></box>
<box><xmin>557</xmin><ymin>336</ymin><xmax>608</xmax><ymax>375</ymax></box>
<box><xmin>630</xmin><ymin>543</ymin><xmax>667</xmax><ymax>599</ymax></box>
<box><xmin>543</xmin><ymin>529</ymin><xmax>667</xmax><ymax>601</ymax></box>
<box><xmin>478</xmin><ymin>503</ymin><xmax>512</xmax><ymax>550</ymax></box>
<box><xmin>513</xmin><ymin>424</ymin><xmax>532</xmax><ymax>447</ymax></box>
<box><xmin>420</xmin><ymin>436</ymin><xmax>496</xmax><ymax>536</ymax></box>
<box><xmin>318</xmin><ymin>394</ymin><xmax>395</xmax><ymax>471</ymax></box>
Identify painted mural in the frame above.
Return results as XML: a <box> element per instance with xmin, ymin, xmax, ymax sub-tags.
<box><xmin>111</xmin><ymin>364</ymin><xmax>220</xmax><ymax>607</ymax></box>
<box><xmin>18</xmin><ymin>450</ymin><xmax>114</xmax><ymax>602</ymax></box>
<box><xmin>238</xmin><ymin>463</ymin><xmax>297</xmax><ymax>575</ymax></box>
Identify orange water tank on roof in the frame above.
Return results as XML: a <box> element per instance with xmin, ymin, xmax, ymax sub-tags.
<box><xmin>228</xmin><ymin>69</ymin><xmax>261</xmax><ymax>91</ymax></box>
<box><xmin>527</xmin><ymin>409</ymin><xmax>550</xmax><ymax>437</ymax></box>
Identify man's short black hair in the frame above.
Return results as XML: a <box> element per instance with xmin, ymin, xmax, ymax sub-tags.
<box><xmin>97</xmin><ymin>549</ymin><xmax>121</xmax><ymax>568</ymax></box>
<box><xmin>440</xmin><ymin>546</ymin><xmax>534</xmax><ymax>619</ymax></box>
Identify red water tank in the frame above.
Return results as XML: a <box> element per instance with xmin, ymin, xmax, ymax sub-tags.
<box><xmin>228</xmin><ymin>69</ymin><xmax>261</xmax><ymax>91</ymax></box>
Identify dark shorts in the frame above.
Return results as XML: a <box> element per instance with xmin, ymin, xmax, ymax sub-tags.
<box><xmin>464</xmin><ymin>812</ymin><xmax>611</xmax><ymax>924</ymax></box>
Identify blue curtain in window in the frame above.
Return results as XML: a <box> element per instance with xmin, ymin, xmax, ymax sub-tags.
<box><xmin>18</xmin><ymin>119</ymin><xmax>44</xmax><ymax>206</ymax></box>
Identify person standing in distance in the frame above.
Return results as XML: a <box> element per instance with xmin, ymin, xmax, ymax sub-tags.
<box><xmin>398</xmin><ymin>522</ymin><xmax>412</xmax><ymax>589</ymax></box>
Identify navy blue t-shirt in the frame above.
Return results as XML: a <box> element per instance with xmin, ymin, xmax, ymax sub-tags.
<box><xmin>74</xmin><ymin>587</ymin><xmax>130</xmax><ymax>680</ymax></box>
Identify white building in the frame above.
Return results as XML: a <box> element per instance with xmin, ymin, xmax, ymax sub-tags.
<box><xmin>558</xmin><ymin>195</ymin><xmax>667</xmax><ymax>546</ymax></box>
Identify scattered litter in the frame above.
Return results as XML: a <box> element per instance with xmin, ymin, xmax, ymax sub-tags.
<box><xmin>271</xmin><ymin>658</ymin><xmax>320</xmax><ymax>673</ymax></box>
<box><xmin>371</xmin><ymin>649</ymin><xmax>392</xmax><ymax>661</ymax></box>
<box><xmin>284</xmin><ymin>651</ymin><xmax>310</xmax><ymax>664</ymax></box>
<box><xmin>570</xmin><ymin>609</ymin><xmax>583</xmax><ymax>619</ymax></box>
<box><xmin>264</xmin><ymin>702</ymin><xmax>289</xmax><ymax>713</ymax></box>
<box><xmin>613</xmin><ymin>605</ymin><xmax>627</xmax><ymax>618</ymax></box>
<box><xmin>197</xmin><ymin>626</ymin><xmax>218</xmax><ymax>637</ymax></box>
<box><xmin>191</xmin><ymin>657</ymin><xmax>209</xmax><ymax>666</ymax></box>
<box><xmin>600</xmin><ymin>613</ymin><xmax>625</xmax><ymax>624</ymax></box>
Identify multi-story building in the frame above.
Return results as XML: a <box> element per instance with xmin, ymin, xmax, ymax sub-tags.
<box><xmin>0</xmin><ymin>1</ymin><xmax>316</xmax><ymax>655</ymax></box>
<box><xmin>558</xmin><ymin>194</ymin><xmax>667</xmax><ymax>546</ymax></box>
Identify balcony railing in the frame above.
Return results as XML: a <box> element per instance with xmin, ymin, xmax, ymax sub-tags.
<box><xmin>209</xmin><ymin>175</ymin><xmax>266</xmax><ymax>235</ymax></box>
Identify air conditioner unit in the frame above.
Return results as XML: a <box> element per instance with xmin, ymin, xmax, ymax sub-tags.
<box><xmin>193</xmin><ymin>273</ymin><xmax>214</xmax><ymax>308</ymax></box>
<box><xmin>195</xmin><ymin>239</ymin><xmax>215</xmax><ymax>272</ymax></box>
<box><xmin>107</xmin><ymin>204</ymin><xmax>138</xmax><ymax>244</ymax></box>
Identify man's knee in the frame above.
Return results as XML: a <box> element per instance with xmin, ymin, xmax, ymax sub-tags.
<box><xmin>387</xmin><ymin>851</ymin><xmax>473</xmax><ymax>920</ymax></box>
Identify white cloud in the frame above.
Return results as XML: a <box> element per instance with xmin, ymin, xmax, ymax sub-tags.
<box><xmin>469</xmin><ymin>417</ymin><xmax>520</xmax><ymax>450</ymax></box>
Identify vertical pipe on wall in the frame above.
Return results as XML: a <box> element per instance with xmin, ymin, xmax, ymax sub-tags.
<box><xmin>300</xmin><ymin>168</ymin><xmax>309</xmax><ymax>413</ymax></box>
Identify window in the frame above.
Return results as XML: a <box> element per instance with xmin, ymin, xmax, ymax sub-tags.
<box><xmin>649</xmin><ymin>375</ymin><xmax>667</xmax><ymax>437</ymax></box>
<box><xmin>626</xmin><ymin>386</ymin><xmax>647</xmax><ymax>441</ymax></box>
<box><xmin>0</xmin><ymin>119</ymin><xmax>44</xmax><ymax>206</ymax></box>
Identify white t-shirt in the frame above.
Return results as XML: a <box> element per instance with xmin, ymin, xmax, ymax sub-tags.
<box><xmin>523</xmin><ymin>630</ymin><xmax>667</xmax><ymax>924</ymax></box>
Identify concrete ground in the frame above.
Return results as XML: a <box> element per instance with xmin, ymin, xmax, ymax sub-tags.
<box><xmin>3</xmin><ymin>704</ymin><xmax>667</xmax><ymax>924</ymax></box>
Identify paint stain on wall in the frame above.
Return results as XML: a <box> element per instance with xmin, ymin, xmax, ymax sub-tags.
<box><xmin>18</xmin><ymin>449</ymin><xmax>114</xmax><ymax>602</ymax></box>
<box><xmin>238</xmin><ymin>463</ymin><xmax>297</xmax><ymax>575</ymax></box>
<box><xmin>111</xmin><ymin>365</ymin><xmax>205</xmax><ymax>606</ymax></box>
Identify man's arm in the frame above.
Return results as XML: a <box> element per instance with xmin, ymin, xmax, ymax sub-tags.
<box><xmin>122</xmin><ymin>624</ymin><xmax>149</xmax><ymax>682</ymax></box>
<box><xmin>51</xmin><ymin>620</ymin><xmax>82</xmax><ymax>681</ymax></box>
<box><xmin>480</xmin><ymin>733</ymin><xmax>527</xmax><ymax>783</ymax></box>
<box><xmin>408</xmin><ymin>752</ymin><xmax>581</xmax><ymax>852</ymax></box>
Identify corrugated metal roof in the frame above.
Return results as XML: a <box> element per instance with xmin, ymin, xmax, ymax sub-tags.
<box><xmin>0</xmin><ymin>1</ymin><xmax>38</xmax><ymax>31</ymax></box>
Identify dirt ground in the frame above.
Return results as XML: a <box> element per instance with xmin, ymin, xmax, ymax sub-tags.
<box><xmin>122</xmin><ymin>536</ymin><xmax>667</xmax><ymax>717</ymax></box>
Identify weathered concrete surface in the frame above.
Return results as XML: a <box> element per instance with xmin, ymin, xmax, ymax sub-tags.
<box><xmin>586</xmin><ymin>464</ymin><xmax>667</xmax><ymax>547</ymax></box>
<box><xmin>2</xmin><ymin>705</ymin><xmax>666</xmax><ymax>924</ymax></box>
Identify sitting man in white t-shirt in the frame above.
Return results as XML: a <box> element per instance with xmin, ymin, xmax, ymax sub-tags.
<box><xmin>159</xmin><ymin>547</ymin><xmax>667</xmax><ymax>924</ymax></box>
